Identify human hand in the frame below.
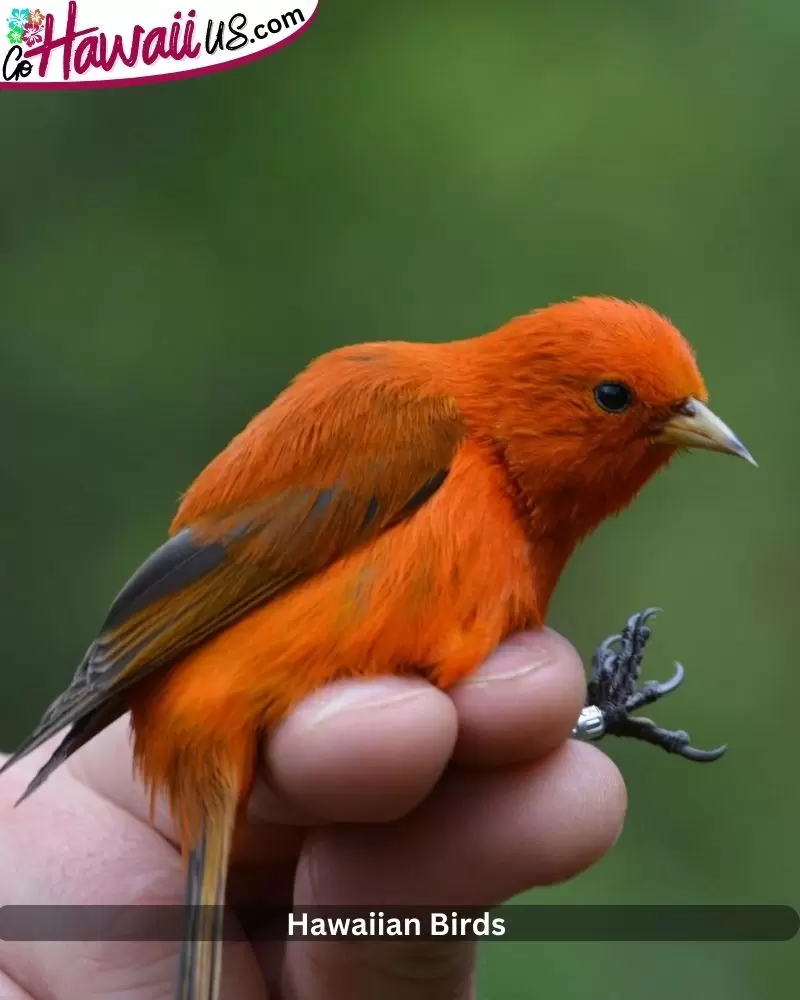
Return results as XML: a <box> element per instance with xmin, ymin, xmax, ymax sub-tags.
<box><xmin>0</xmin><ymin>628</ymin><xmax>626</xmax><ymax>1000</ymax></box>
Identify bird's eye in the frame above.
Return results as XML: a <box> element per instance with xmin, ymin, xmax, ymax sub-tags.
<box><xmin>593</xmin><ymin>381</ymin><xmax>633</xmax><ymax>413</ymax></box>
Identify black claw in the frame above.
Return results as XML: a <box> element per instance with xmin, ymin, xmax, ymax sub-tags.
<box><xmin>586</xmin><ymin>610</ymin><xmax>726</xmax><ymax>764</ymax></box>
<box><xmin>595</xmin><ymin>633</ymin><xmax>621</xmax><ymax>659</ymax></box>
<box><xmin>624</xmin><ymin>661</ymin><xmax>686</xmax><ymax>712</ymax></box>
<box><xmin>659</xmin><ymin>659</ymin><xmax>686</xmax><ymax>694</ymax></box>
<box><xmin>639</xmin><ymin>606</ymin><xmax>663</xmax><ymax>624</ymax></box>
<box><xmin>678</xmin><ymin>742</ymin><xmax>728</xmax><ymax>763</ymax></box>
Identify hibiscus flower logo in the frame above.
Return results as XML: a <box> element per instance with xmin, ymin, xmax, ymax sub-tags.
<box><xmin>27</xmin><ymin>6</ymin><xmax>43</xmax><ymax>25</ymax></box>
<box><xmin>6</xmin><ymin>8</ymin><xmax>30</xmax><ymax>31</ymax></box>
<box><xmin>7</xmin><ymin>24</ymin><xmax>23</xmax><ymax>44</ymax></box>
<box><xmin>22</xmin><ymin>21</ymin><xmax>40</xmax><ymax>44</ymax></box>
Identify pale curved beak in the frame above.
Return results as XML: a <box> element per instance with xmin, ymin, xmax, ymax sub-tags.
<box><xmin>657</xmin><ymin>397</ymin><xmax>757</xmax><ymax>466</ymax></box>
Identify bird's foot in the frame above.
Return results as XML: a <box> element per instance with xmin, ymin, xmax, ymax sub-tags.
<box><xmin>573</xmin><ymin>608</ymin><xmax>727</xmax><ymax>763</ymax></box>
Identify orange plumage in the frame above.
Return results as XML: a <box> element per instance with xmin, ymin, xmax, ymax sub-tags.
<box><xmin>2</xmin><ymin>296</ymin><xmax>753</xmax><ymax>1000</ymax></box>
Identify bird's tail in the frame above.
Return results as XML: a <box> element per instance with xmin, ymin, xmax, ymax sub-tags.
<box><xmin>177</xmin><ymin>790</ymin><xmax>238</xmax><ymax>1000</ymax></box>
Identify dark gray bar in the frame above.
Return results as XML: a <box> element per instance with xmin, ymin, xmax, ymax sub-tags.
<box><xmin>0</xmin><ymin>905</ymin><xmax>796</xmax><ymax>942</ymax></box>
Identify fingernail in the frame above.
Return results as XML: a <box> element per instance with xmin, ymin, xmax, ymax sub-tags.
<box><xmin>307</xmin><ymin>678</ymin><xmax>428</xmax><ymax>726</ymax></box>
<box><xmin>460</xmin><ymin>636</ymin><xmax>559</xmax><ymax>687</ymax></box>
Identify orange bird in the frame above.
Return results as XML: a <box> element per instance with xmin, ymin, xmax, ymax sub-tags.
<box><xmin>2</xmin><ymin>297</ymin><xmax>754</xmax><ymax>999</ymax></box>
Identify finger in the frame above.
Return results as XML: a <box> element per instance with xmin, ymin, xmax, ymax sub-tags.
<box><xmin>263</xmin><ymin>629</ymin><xmax>583</xmax><ymax>822</ymax></box>
<box><xmin>297</xmin><ymin>739</ymin><xmax>625</xmax><ymax>905</ymax></box>
<box><xmin>69</xmin><ymin>675</ymin><xmax>460</xmax><ymax>833</ymax></box>
<box><xmin>281</xmin><ymin>741</ymin><xmax>625</xmax><ymax>1000</ymax></box>
<box><xmin>449</xmin><ymin>628</ymin><xmax>586</xmax><ymax>766</ymax></box>
<box><xmin>263</xmin><ymin>677</ymin><xmax>458</xmax><ymax>822</ymax></box>
<box><xmin>0</xmin><ymin>753</ymin><xmax>266</xmax><ymax>1000</ymax></box>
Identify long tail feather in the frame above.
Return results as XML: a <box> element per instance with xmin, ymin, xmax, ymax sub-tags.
<box><xmin>177</xmin><ymin>794</ymin><xmax>237</xmax><ymax>1000</ymax></box>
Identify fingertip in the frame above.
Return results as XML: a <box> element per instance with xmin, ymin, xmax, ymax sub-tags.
<box><xmin>264</xmin><ymin>677</ymin><xmax>458</xmax><ymax>823</ymax></box>
<box><xmin>528</xmin><ymin>740</ymin><xmax>628</xmax><ymax>884</ymax></box>
<box><xmin>450</xmin><ymin>628</ymin><xmax>586</xmax><ymax>766</ymax></box>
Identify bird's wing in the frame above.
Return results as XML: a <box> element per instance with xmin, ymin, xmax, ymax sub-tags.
<box><xmin>5</xmin><ymin>364</ymin><xmax>466</xmax><ymax>780</ymax></box>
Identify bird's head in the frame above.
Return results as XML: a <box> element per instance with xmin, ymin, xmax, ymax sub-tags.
<box><xmin>454</xmin><ymin>296</ymin><xmax>754</xmax><ymax>537</ymax></box>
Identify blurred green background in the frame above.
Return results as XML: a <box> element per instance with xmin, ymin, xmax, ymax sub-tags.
<box><xmin>1</xmin><ymin>0</ymin><xmax>797</xmax><ymax>997</ymax></box>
